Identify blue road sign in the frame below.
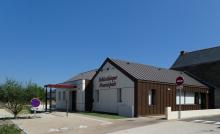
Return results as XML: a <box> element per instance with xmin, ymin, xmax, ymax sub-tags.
<box><xmin>31</xmin><ymin>98</ymin><xmax>41</xmax><ymax>107</ymax></box>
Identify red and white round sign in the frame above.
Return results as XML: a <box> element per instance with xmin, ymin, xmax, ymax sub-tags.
<box><xmin>176</xmin><ymin>76</ymin><xmax>184</xmax><ymax>86</ymax></box>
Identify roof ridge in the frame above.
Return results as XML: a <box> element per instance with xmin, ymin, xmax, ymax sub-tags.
<box><xmin>185</xmin><ymin>45</ymin><xmax>220</xmax><ymax>55</ymax></box>
<box><xmin>78</xmin><ymin>69</ymin><xmax>98</xmax><ymax>75</ymax></box>
<box><xmin>110</xmin><ymin>58</ymin><xmax>185</xmax><ymax>74</ymax></box>
<box><xmin>109</xmin><ymin>58</ymin><xmax>169</xmax><ymax>71</ymax></box>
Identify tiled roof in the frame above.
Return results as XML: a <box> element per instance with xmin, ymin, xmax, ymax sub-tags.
<box><xmin>110</xmin><ymin>58</ymin><xmax>206</xmax><ymax>87</ymax></box>
<box><xmin>171</xmin><ymin>46</ymin><xmax>220</xmax><ymax>69</ymax></box>
<box><xmin>64</xmin><ymin>69</ymin><xmax>97</xmax><ymax>83</ymax></box>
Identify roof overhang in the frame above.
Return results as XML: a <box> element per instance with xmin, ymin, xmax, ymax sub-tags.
<box><xmin>45</xmin><ymin>84</ymin><xmax>77</xmax><ymax>89</ymax></box>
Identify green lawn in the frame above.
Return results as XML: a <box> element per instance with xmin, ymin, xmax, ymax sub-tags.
<box><xmin>0</xmin><ymin>124</ymin><xmax>21</xmax><ymax>134</ymax></box>
<box><xmin>78</xmin><ymin>112</ymin><xmax>127</xmax><ymax>119</ymax></box>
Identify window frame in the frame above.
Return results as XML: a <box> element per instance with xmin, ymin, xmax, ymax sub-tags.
<box><xmin>176</xmin><ymin>90</ymin><xmax>195</xmax><ymax>105</ymax></box>
<box><xmin>148</xmin><ymin>89</ymin><xmax>156</xmax><ymax>106</ymax></box>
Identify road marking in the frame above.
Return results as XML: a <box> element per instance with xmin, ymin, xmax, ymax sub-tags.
<box><xmin>100</xmin><ymin>122</ymin><xmax>113</xmax><ymax>126</ymax></box>
<box><xmin>214</xmin><ymin>122</ymin><xmax>220</xmax><ymax>125</ymax></box>
<box><xmin>72</xmin><ymin>114</ymin><xmax>112</xmax><ymax>126</ymax></box>
<box><xmin>48</xmin><ymin>128</ymin><xmax>59</xmax><ymax>132</ymax></box>
<box><xmin>79</xmin><ymin>125</ymin><xmax>88</xmax><ymax>129</ymax></box>
<box><xmin>192</xmin><ymin>120</ymin><xmax>205</xmax><ymax>123</ymax></box>
<box><xmin>202</xmin><ymin>121</ymin><xmax>216</xmax><ymax>124</ymax></box>
<box><xmin>191</xmin><ymin>120</ymin><xmax>220</xmax><ymax>125</ymax></box>
<box><xmin>60</xmin><ymin>127</ymin><xmax>69</xmax><ymax>131</ymax></box>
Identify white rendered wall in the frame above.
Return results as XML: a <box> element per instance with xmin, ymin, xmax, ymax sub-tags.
<box><xmin>56</xmin><ymin>88</ymin><xmax>67</xmax><ymax>109</ymax></box>
<box><xmin>55</xmin><ymin>80</ymin><xmax>86</xmax><ymax>111</ymax></box>
<box><xmin>76</xmin><ymin>80</ymin><xmax>86</xmax><ymax>111</ymax></box>
<box><xmin>93</xmin><ymin>62</ymin><xmax>135</xmax><ymax>117</ymax></box>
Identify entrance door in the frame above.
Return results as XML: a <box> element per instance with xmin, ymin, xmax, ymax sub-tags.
<box><xmin>200</xmin><ymin>93</ymin><xmax>206</xmax><ymax>109</ymax></box>
<box><xmin>72</xmin><ymin>91</ymin><xmax>77</xmax><ymax>111</ymax></box>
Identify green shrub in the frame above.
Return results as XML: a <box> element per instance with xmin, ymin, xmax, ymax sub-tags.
<box><xmin>0</xmin><ymin>124</ymin><xmax>21</xmax><ymax>134</ymax></box>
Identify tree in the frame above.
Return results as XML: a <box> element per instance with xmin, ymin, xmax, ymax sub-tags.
<box><xmin>0</xmin><ymin>79</ymin><xmax>26</xmax><ymax>118</ymax></box>
<box><xmin>24</xmin><ymin>81</ymin><xmax>45</xmax><ymax>103</ymax></box>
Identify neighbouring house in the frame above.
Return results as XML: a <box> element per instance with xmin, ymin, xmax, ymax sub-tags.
<box><xmin>171</xmin><ymin>46</ymin><xmax>220</xmax><ymax>108</ymax></box>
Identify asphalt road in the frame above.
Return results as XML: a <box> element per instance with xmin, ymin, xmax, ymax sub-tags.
<box><xmin>183</xmin><ymin>115</ymin><xmax>220</xmax><ymax>122</ymax></box>
<box><xmin>182</xmin><ymin>115</ymin><xmax>220</xmax><ymax>125</ymax></box>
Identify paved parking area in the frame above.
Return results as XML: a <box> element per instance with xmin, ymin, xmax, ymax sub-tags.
<box><xmin>11</xmin><ymin>112</ymin><xmax>162</xmax><ymax>134</ymax></box>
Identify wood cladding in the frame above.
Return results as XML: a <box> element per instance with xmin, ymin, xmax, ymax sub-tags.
<box><xmin>136</xmin><ymin>80</ymin><xmax>209</xmax><ymax>116</ymax></box>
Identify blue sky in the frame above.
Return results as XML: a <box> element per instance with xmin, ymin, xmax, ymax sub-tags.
<box><xmin>0</xmin><ymin>0</ymin><xmax>220</xmax><ymax>86</ymax></box>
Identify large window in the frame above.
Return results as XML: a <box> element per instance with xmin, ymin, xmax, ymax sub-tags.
<box><xmin>95</xmin><ymin>90</ymin><xmax>99</xmax><ymax>102</ymax></box>
<box><xmin>117</xmin><ymin>88</ymin><xmax>122</xmax><ymax>103</ymax></box>
<box><xmin>148</xmin><ymin>89</ymin><xmax>156</xmax><ymax>105</ymax></box>
<box><xmin>176</xmin><ymin>91</ymin><xmax>195</xmax><ymax>105</ymax></box>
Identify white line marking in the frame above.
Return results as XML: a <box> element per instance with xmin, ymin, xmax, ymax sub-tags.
<box><xmin>72</xmin><ymin>114</ymin><xmax>112</xmax><ymax>125</ymax></box>
<box><xmin>214</xmin><ymin>122</ymin><xmax>220</xmax><ymax>125</ymax></box>
<box><xmin>79</xmin><ymin>125</ymin><xmax>88</xmax><ymax>129</ymax></box>
<box><xmin>192</xmin><ymin>120</ymin><xmax>205</xmax><ymax>123</ymax></box>
<box><xmin>60</xmin><ymin>127</ymin><xmax>69</xmax><ymax>131</ymax></box>
<box><xmin>48</xmin><ymin>128</ymin><xmax>59</xmax><ymax>132</ymax></box>
<box><xmin>202</xmin><ymin>121</ymin><xmax>216</xmax><ymax>124</ymax></box>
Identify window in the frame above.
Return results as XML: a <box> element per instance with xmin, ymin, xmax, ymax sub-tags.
<box><xmin>58</xmin><ymin>91</ymin><xmax>61</xmax><ymax>101</ymax></box>
<box><xmin>95</xmin><ymin>90</ymin><xmax>99</xmax><ymax>102</ymax></box>
<box><xmin>176</xmin><ymin>91</ymin><xmax>195</xmax><ymax>105</ymax></box>
<box><xmin>198</xmin><ymin>93</ymin><xmax>201</xmax><ymax>105</ymax></box>
<box><xmin>63</xmin><ymin>91</ymin><xmax>66</xmax><ymax>101</ymax></box>
<box><xmin>148</xmin><ymin>89</ymin><xmax>156</xmax><ymax>105</ymax></box>
<box><xmin>185</xmin><ymin>92</ymin><xmax>195</xmax><ymax>104</ymax></box>
<box><xmin>117</xmin><ymin>88</ymin><xmax>122</xmax><ymax>103</ymax></box>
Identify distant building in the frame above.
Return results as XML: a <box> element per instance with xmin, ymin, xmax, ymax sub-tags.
<box><xmin>171</xmin><ymin>46</ymin><xmax>220</xmax><ymax>108</ymax></box>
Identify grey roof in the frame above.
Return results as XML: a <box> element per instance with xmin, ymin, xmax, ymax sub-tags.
<box><xmin>171</xmin><ymin>46</ymin><xmax>220</xmax><ymax>69</ymax></box>
<box><xmin>64</xmin><ymin>69</ymin><xmax>97</xmax><ymax>83</ymax></box>
<box><xmin>110</xmin><ymin>58</ymin><xmax>206</xmax><ymax>87</ymax></box>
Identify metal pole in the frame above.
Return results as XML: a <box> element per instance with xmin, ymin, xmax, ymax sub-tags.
<box><xmin>178</xmin><ymin>86</ymin><xmax>182</xmax><ymax>120</ymax></box>
<box><xmin>66</xmin><ymin>91</ymin><xmax>69</xmax><ymax>117</ymax></box>
<box><xmin>34</xmin><ymin>109</ymin><xmax>36</xmax><ymax>118</ymax></box>
<box><xmin>45</xmin><ymin>86</ymin><xmax>48</xmax><ymax>112</ymax></box>
<box><xmin>50</xmin><ymin>88</ymin><xmax>52</xmax><ymax>113</ymax></box>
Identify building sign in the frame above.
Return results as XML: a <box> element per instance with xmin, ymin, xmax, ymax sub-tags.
<box><xmin>99</xmin><ymin>76</ymin><xmax>118</xmax><ymax>88</ymax></box>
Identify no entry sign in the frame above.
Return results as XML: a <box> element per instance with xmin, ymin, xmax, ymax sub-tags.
<box><xmin>176</xmin><ymin>76</ymin><xmax>184</xmax><ymax>86</ymax></box>
<box><xmin>31</xmin><ymin>98</ymin><xmax>41</xmax><ymax>107</ymax></box>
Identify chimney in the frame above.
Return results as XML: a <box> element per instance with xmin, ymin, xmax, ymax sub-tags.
<box><xmin>180</xmin><ymin>51</ymin><xmax>185</xmax><ymax>55</ymax></box>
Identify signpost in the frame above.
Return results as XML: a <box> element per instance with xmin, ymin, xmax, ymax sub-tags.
<box><xmin>176</xmin><ymin>76</ymin><xmax>184</xmax><ymax>120</ymax></box>
<box><xmin>31</xmin><ymin>98</ymin><xmax>41</xmax><ymax>117</ymax></box>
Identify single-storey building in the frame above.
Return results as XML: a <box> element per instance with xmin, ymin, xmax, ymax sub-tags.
<box><xmin>171</xmin><ymin>46</ymin><xmax>220</xmax><ymax>108</ymax></box>
<box><xmin>55</xmin><ymin>70</ymin><xmax>97</xmax><ymax>112</ymax></box>
<box><xmin>92</xmin><ymin>58</ymin><xmax>210</xmax><ymax>117</ymax></box>
<box><xmin>49</xmin><ymin>57</ymin><xmax>212</xmax><ymax>117</ymax></box>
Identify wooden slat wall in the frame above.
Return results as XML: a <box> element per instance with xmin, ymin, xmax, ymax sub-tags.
<box><xmin>136</xmin><ymin>81</ymin><xmax>210</xmax><ymax>116</ymax></box>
